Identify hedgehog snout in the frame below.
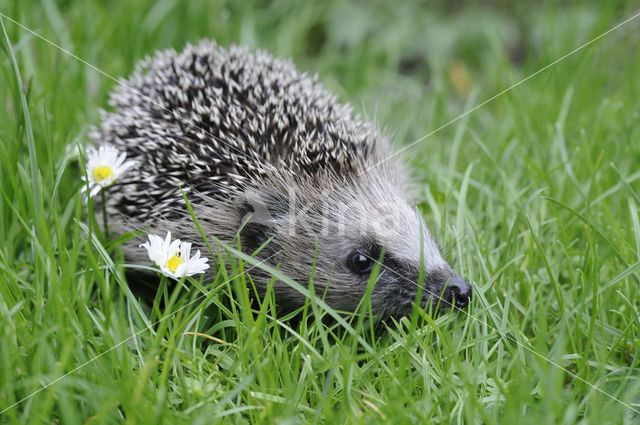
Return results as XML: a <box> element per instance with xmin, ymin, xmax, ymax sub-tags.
<box><xmin>442</xmin><ymin>275</ymin><xmax>472</xmax><ymax>309</ymax></box>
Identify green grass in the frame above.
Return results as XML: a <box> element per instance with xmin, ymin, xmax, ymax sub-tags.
<box><xmin>2</xmin><ymin>0</ymin><xmax>640</xmax><ymax>423</ymax></box>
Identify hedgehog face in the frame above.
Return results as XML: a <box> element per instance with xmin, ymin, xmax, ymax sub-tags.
<box><xmin>239</xmin><ymin>176</ymin><xmax>471</xmax><ymax>318</ymax></box>
<box><xmin>311</xmin><ymin>188</ymin><xmax>472</xmax><ymax>317</ymax></box>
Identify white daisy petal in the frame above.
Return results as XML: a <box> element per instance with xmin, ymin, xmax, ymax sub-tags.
<box><xmin>139</xmin><ymin>232</ymin><xmax>210</xmax><ymax>280</ymax></box>
<box><xmin>82</xmin><ymin>144</ymin><xmax>137</xmax><ymax>199</ymax></box>
<box><xmin>88</xmin><ymin>185</ymin><xmax>101</xmax><ymax>198</ymax></box>
<box><xmin>115</xmin><ymin>152</ymin><xmax>127</xmax><ymax>167</ymax></box>
<box><xmin>180</xmin><ymin>241</ymin><xmax>192</xmax><ymax>261</ymax></box>
<box><xmin>140</xmin><ymin>233</ymin><xmax>166</xmax><ymax>266</ymax></box>
<box><xmin>183</xmin><ymin>249</ymin><xmax>210</xmax><ymax>275</ymax></box>
<box><xmin>173</xmin><ymin>263</ymin><xmax>187</xmax><ymax>278</ymax></box>
<box><xmin>168</xmin><ymin>239</ymin><xmax>181</xmax><ymax>256</ymax></box>
<box><xmin>119</xmin><ymin>160</ymin><xmax>137</xmax><ymax>175</ymax></box>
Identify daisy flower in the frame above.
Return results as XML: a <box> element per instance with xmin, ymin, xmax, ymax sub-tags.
<box><xmin>83</xmin><ymin>144</ymin><xmax>136</xmax><ymax>197</ymax></box>
<box><xmin>139</xmin><ymin>231</ymin><xmax>210</xmax><ymax>279</ymax></box>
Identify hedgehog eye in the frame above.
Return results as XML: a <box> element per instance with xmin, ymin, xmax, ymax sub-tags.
<box><xmin>348</xmin><ymin>252</ymin><xmax>374</xmax><ymax>274</ymax></box>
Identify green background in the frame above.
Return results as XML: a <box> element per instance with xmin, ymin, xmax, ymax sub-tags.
<box><xmin>1</xmin><ymin>0</ymin><xmax>640</xmax><ymax>423</ymax></box>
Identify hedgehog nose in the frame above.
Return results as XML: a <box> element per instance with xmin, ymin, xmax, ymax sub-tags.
<box><xmin>445</xmin><ymin>276</ymin><xmax>472</xmax><ymax>308</ymax></box>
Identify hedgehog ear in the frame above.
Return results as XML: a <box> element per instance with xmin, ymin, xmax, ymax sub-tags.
<box><xmin>237</xmin><ymin>191</ymin><xmax>289</xmax><ymax>253</ymax></box>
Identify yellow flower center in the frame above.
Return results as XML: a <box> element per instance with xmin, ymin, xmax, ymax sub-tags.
<box><xmin>167</xmin><ymin>254</ymin><xmax>184</xmax><ymax>273</ymax></box>
<box><xmin>92</xmin><ymin>165</ymin><xmax>114</xmax><ymax>182</ymax></box>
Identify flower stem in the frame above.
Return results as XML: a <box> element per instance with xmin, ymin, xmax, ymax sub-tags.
<box><xmin>101</xmin><ymin>189</ymin><xmax>109</xmax><ymax>237</ymax></box>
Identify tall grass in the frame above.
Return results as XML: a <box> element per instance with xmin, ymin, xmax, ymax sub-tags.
<box><xmin>1</xmin><ymin>1</ymin><xmax>640</xmax><ymax>423</ymax></box>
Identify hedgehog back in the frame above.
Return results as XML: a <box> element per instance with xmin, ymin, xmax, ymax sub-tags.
<box><xmin>92</xmin><ymin>41</ymin><xmax>382</xmax><ymax>220</ymax></box>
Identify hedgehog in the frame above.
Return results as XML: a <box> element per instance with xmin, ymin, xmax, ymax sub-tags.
<box><xmin>91</xmin><ymin>40</ymin><xmax>472</xmax><ymax>318</ymax></box>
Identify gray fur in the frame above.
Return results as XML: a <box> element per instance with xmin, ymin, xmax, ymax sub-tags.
<box><xmin>92</xmin><ymin>40</ymin><xmax>470</xmax><ymax>317</ymax></box>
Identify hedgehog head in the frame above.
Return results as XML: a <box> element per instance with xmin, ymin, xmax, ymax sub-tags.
<box><xmin>234</xmin><ymin>165</ymin><xmax>472</xmax><ymax>318</ymax></box>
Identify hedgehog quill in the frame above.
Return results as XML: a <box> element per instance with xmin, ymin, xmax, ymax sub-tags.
<box><xmin>91</xmin><ymin>40</ymin><xmax>472</xmax><ymax>318</ymax></box>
